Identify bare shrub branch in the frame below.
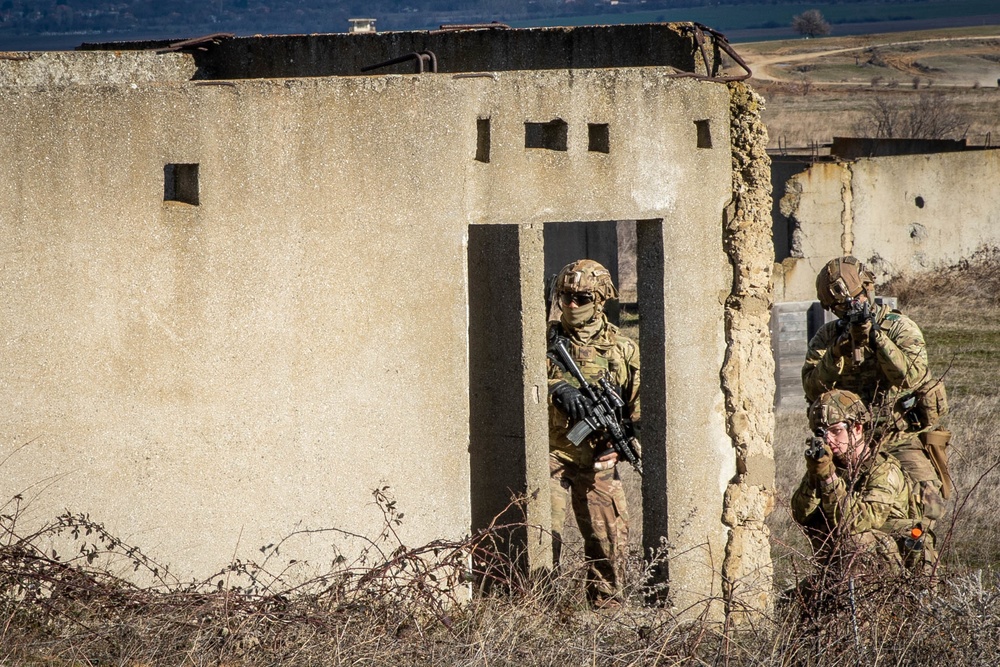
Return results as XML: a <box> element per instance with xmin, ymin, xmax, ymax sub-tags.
<box><xmin>853</xmin><ymin>92</ymin><xmax>970</xmax><ymax>140</ymax></box>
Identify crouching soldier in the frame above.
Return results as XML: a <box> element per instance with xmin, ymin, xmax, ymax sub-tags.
<box><xmin>804</xmin><ymin>255</ymin><xmax>952</xmax><ymax>572</ymax></box>
<box><xmin>792</xmin><ymin>390</ymin><xmax>926</xmax><ymax>573</ymax></box>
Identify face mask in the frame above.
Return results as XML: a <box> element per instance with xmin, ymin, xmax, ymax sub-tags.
<box><xmin>561</xmin><ymin>302</ymin><xmax>596</xmax><ymax>329</ymax></box>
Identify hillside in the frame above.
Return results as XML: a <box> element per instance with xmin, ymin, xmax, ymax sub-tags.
<box><xmin>732</xmin><ymin>25</ymin><xmax>1000</xmax><ymax>148</ymax></box>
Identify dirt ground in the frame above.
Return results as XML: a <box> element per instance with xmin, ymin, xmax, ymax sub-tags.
<box><xmin>727</xmin><ymin>25</ymin><xmax>1000</xmax><ymax>149</ymax></box>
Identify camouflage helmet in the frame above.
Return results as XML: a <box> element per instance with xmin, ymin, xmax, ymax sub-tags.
<box><xmin>553</xmin><ymin>259</ymin><xmax>618</xmax><ymax>303</ymax></box>
<box><xmin>809</xmin><ymin>389</ymin><xmax>871</xmax><ymax>432</ymax></box>
<box><xmin>815</xmin><ymin>256</ymin><xmax>875</xmax><ymax>310</ymax></box>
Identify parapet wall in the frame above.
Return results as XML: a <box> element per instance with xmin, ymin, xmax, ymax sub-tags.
<box><xmin>77</xmin><ymin>24</ymin><xmax>705</xmax><ymax>79</ymax></box>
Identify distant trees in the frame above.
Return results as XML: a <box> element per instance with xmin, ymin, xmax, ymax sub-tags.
<box><xmin>792</xmin><ymin>9</ymin><xmax>831</xmax><ymax>39</ymax></box>
<box><xmin>852</xmin><ymin>92</ymin><xmax>969</xmax><ymax>140</ymax></box>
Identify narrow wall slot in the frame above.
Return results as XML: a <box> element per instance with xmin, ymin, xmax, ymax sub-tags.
<box><xmin>476</xmin><ymin>118</ymin><xmax>491</xmax><ymax>163</ymax></box>
<box><xmin>164</xmin><ymin>163</ymin><xmax>200</xmax><ymax>205</ymax></box>
<box><xmin>695</xmin><ymin>119</ymin><xmax>712</xmax><ymax>149</ymax></box>
<box><xmin>525</xmin><ymin>119</ymin><xmax>568</xmax><ymax>151</ymax></box>
<box><xmin>588</xmin><ymin>123</ymin><xmax>610</xmax><ymax>153</ymax></box>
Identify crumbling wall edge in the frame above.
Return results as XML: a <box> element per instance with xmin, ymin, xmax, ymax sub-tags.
<box><xmin>720</xmin><ymin>81</ymin><xmax>776</xmax><ymax>621</ymax></box>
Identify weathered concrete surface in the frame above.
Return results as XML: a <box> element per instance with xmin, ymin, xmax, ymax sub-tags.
<box><xmin>0</xmin><ymin>27</ymin><xmax>775</xmax><ymax>619</ymax></box>
<box><xmin>775</xmin><ymin>149</ymin><xmax>1000</xmax><ymax>302</ymax></box>
<box><xmin>720</xmin><ymin>82</ymin><xmax>775</xmax><ymax>619</ymax></box>
<box><xmin>1</xmin><ymin>75</ymin><xmax>481</xmax><ymax>579</ymax></box>
<box><xmin>0</xmin><ymin>50</ymin><xmax>196</xmax><ymax>85</ymax></box>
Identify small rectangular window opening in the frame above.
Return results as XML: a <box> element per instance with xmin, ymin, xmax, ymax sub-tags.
<box><xmin>476</xmin><ymin>117</ymin><xmax>491</xmax><ymax>163</ymax></box>
<box><xmin>524</xmin><ymin>119</ymin><xmax>568</xmax><ymax>151</ymax></box>
<box><xmin>588</xmin><ymin>123</ymin><xmax>610</xmax><ymax>153</ymax></box>
<box><xmin>695</xmin><ymin>119</ymin><xmax>713</xmax><ymax>149</ymax></box>
<box><xmin>164</xmin><ymin>163</ymin><xmax>200</xmax><ymax>205</ymax></box>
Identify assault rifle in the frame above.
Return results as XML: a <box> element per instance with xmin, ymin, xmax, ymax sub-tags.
<box><xmin>548</xmin><ymin>337</ymin><xmax>643</xmax><ymax>475</ymax></box>
<box><xmin>837</xmin><ymin>297</ymin><xmax>876</xmax><ymax>364</ymax></box>
<box><xmin>805</xmin><ymin>428</ymin><xmax>827</xmax><ymax>461</ymax></box>
<box><xmin>842</xmin><ymin>297</ymin><xmax>872</xmax><ymax>328</ymax></box>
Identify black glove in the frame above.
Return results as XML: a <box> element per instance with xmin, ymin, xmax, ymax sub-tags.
<box><xmin>550</xmin><ymin>381</ymin><xmax>593</xmax><ymax>421</ymax></box>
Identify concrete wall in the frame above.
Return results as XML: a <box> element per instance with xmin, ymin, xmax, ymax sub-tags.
<box><xmin>719</xmin><ymin>84</ymin><xmax>774</xmax><ymax>618</ymax></box>
<box><xmin>0</xmin><ymin>31</ymin><xmax>774</xmax><ymax>618</ymax></box>
<box><xmin>775</xmin><ymin>149</ymin><xmax>1000</xmax><ymax>302</ymax></box>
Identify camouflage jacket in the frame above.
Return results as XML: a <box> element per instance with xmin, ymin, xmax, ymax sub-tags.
<box><xmin>791</xmin><ymin>450</ymin><xmax>914</xmax><ymax>540</ymax></box>
<box><xmin>547</xmin><ymin>318</ymin><xmax>640</xmax><ymax>467</ymax></box>
<box><xmin>802</xmin><ymin>303</ymin><xmax>928</xmax><ymax>425</ymax></box>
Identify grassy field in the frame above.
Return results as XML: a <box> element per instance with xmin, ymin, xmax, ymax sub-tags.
<box><xmin>732</xmin><ymin>24</ymin><xmax>1000</xmax><ymax>148</ymax></box>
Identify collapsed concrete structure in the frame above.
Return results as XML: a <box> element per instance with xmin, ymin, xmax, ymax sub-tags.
<box><xmin>0</xmin><ymin>24</ymin><xmax>774</xmax><ymax>618</ymax></box>
<box><xmin>775</xmin><ymin>142</ymin><xmax>1000</xmax><ymax>303</ymax></box>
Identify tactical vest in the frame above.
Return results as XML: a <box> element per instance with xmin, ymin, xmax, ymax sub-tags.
<box><xmin>547</xmin><ymin>321</ymin><xmax>634</xmax><ymax>466</ymax></box>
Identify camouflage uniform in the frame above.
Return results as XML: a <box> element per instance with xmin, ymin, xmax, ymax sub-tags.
<box><xmin>547</xmin><ymin>260</ymin><xmax>639</xmax><ymax>605</ymax></box>
<box><xmin>792</xmin><ymin>449</ymin><xmax>916</xmax><ymax>568</ymax></box>
<box><xmin>793</xmin><ymin>390</ymin><xmax>920</xmax><ymax>569</ymax></box>
<box><xmin>802</xmin><ymin>301</ymin><xmax>928</xmax><ymax>417</ymax></box>
<box><xmin>802</xmin><ymin>257</ymin><xmax>947</xmax><ymax>570</ymax></box>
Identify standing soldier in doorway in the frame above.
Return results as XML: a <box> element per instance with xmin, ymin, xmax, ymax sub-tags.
<box><xmin>803</xmin><ymin>256</ymin><xmax>953</xmax><ymax>573</ymax></box>
<box><xmin>546</xmin><ymin>259</ymin><xmax>640</xmax><ymax>608</ymax></box>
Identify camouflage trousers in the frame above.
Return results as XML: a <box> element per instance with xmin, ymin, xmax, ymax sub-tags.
<box><xmin>549</xmin><ymin>454</ymin><xmax>629</xmax><ymax>603</ymax></box>
<box><xmin>802</xmin><ymin>516</ymin><xmax>907</xmax><ymax>574</ymax></box>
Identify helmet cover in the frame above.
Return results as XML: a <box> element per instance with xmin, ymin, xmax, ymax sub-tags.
<box><xmin>809</xmin><ymin>389</ymin><xmax>871</xmax><ymax>432</ymax></box>
<box><xmin>553</xmin><ymin>259</ymin><xmax>618</xmax><ymax>302</ymax></box>
<box><xmin>816</xmin><ymin>256</ymin><xmax>875</xmax><ymax>310</ymax></box>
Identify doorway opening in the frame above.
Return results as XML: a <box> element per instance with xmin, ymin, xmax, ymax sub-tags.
<box><xmin>542</xmin><ymin>220</ymin><xmax>643</xmax><ymax>569</ymax></box>
<box><xmin>467</xmin><ymin>219</ymin><xmax>666</xmax><ymax>590</ymax></box>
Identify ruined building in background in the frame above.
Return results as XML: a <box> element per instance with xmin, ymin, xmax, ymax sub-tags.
<box><xmin>0</xmin><ymin>24</ymin><xmax>774</xmax><ymax>619</ymax></box>
<box><xmin>770</xmin><ymin>138</ymin><xmax>1000</xmax><ymax>410</ymax></box>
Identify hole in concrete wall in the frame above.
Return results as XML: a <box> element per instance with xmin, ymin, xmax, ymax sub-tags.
<box><xmin>164</xmin><ymin>163</ymin><xmax>200</xmax><ymax>205</ymax></box>
<box><xmin>909</xmin><ymin>222</ymin><xmax>927</xmax><ymax>240</ymax></box>
<box><xmin>915</xmin><ymin>195</ymin><xmax>925</xmax><ymax>208</ymax></box>
<box><xmin>476</xmin><ymin>117</ymin><xmax>491</xmax><ymax>163</ymax></box>
<box><xmin>525</xmin><ymin>119</ymin><xmax>568</xmax><ymax>151</ymax></box>
<box><xmin>695</xmin><ymin>119</ymin><xmax>712</xmax><ymax>149</ymax></box>
<box><xmin>770</xmin><ymin>157</ymin><xmax>813</xmax><ymax>262</ymax></box>
<box><xmin>588</xmin><ymin>123</ymin><xmax>610</xmax><ymax>153</ymax></box>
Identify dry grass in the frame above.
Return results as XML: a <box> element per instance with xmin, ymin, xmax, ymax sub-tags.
<box><xmin>4</xmin><ymin>253</ymin><xmax>1000</xmax><ymax>665</ymax></box>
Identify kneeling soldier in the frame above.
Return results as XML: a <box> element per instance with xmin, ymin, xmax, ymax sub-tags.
<box><xmin>792</xmin><ymin>390</ymin><xmax>925</xmax><ymax>572</ymax></box>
